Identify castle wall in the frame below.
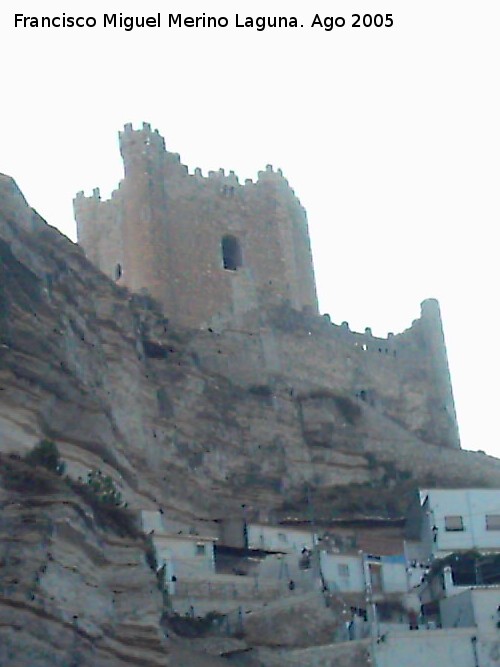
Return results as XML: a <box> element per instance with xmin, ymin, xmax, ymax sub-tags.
<box><xmin>74</xmin><ymin>123</ymin><xmax>318</xmax><ymax>328</ymax></box>
<box><xmin>74</xmin><ymin>188</ymin><xmax>124</xmax><ymax>279</ymax></box>
<box><xmin>191</xmin><ymin>300</ymin><xmax>461</xmax><ymax>450</ymax></box>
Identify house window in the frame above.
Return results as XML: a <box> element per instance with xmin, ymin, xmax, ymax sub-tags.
<box><xmin>195</xmin><ymin>543</ymin><xmax>206</xmax><ymax>556</ymax></box>
<box><xmin>221</xmin><ymin>235</ymin><xmax>242</xmax><ymax>271</ymax></box>
<box><xmin>444</xmin><ymin>515</ymin><xmax>464</xmax><ymax>532</ymax></box>
<box><xmin>338</xmin><ymin>564</ymin><xmax>350</xmax><ymax>578</ymax></box>
<box><xmin>485</xmin><ymin>515</ymin><xmax>500</xmax><ymax>531</ymax></box>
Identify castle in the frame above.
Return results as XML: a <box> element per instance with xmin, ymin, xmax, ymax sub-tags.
<box><xmin>74</xmin><ymin>122</ymin><xmax>461</xmax><ymax>452</ymax></box>
<box><xmin>74</xmin><ymin>122</ymin><xmax>318</xmax><ymax>329</ymax></box>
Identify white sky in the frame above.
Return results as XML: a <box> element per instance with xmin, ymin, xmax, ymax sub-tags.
<box><xmin>1</xmin><ymin>0</ymin><xmax>499</xmax><ymax>457</ymax></box>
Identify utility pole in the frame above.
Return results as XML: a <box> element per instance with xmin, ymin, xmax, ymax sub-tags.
<box><xmin>361</xmin><ymin>552</ymin><xmax>380</xmax><ymax>667</ymax></box>
<box><xmin>474</xmin><ymin>556</ymin><xmax>483</xmax><ymax>586</ymax></box>
<box><xmin>306</xmin><ymin>484</ymin><xmax>327</xmax><ymax>596</ymax></box>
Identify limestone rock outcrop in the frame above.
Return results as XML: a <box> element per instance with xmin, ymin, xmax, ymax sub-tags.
<box><xmin>0</xmin><ymin>454</ymin><xmax>168</xmax><ymax>666</ymax></box>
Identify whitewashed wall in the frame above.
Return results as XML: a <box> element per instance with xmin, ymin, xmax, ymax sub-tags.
<box><xmin>154</xmin><ymin>535</ymin><xmax>215</xmax><ymax>579</ymax></box>
<box><xmin>441</xmin><ymin>589</ymin><xmax>500</xmax><ymax>632</ymax></box>
<box><xmin>247</xmin><ymin>524</ymin><xmax>314</xmax><ymax>553</ymax></box>
<box><xmin>419</xmin><ymin>489</ymin><xmax>500</xmax><ymax>557</ymax></box>
<box><xmin>320</xmin><ymin>553</ymin><xmax>365</xmax><ymax>592</ymax></box>
<box><xmin>375</xmin><ymin>629</ymin><xmax>500</xmax><ymax>667</ymax></box>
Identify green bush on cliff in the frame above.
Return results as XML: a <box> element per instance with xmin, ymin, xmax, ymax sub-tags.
<box><xmin>24</xmin><ymin>439</ymin><xmax>66</xmax><ymax>476</ymax></box>
<box><xmin>67</xmin><ymin>472</ymin><xmax>138</xmax><ymax>538</ymax></box>
<box><xmin>85</xmin><ymin>470</ymin><xmax>124</xmax><ymax>506</ymax></box>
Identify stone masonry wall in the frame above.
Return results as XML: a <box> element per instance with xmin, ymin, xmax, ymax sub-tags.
<box><xmin>74</xmin><ymin>123</ymin><xmax>318</xmax><ymax>329</ymax></box>
<box><xmin>190</xmin><ymin>300</ymin><xmax>460</xmax><ymax>450</ymax></box>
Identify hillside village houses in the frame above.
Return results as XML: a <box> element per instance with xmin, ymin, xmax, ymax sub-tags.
<box><xmin>136</xmin><ymin>489</ymin><xmax>500</xmax><ymax>666</ymax></box>
<box><xmin>140</xmin><ymin>487</ymin><xmax>500</xmax><ymax>642</ymax></box>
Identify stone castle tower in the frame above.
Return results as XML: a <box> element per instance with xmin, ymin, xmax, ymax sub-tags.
<box><xmin>73</xmin><ymin>123</ymin><xmax>461</xmax><ymax>451</ymax></box>
<box><xmin>74</xmin><ymin>122</ymin><xmax>318</xmax><ymax>328</ymax></box>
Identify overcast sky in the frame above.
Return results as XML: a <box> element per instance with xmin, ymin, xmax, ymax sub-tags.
<box><xmin>1</xmin><ymin>0</ymin><xmax>499</xmax><ymax>457</ymax></box>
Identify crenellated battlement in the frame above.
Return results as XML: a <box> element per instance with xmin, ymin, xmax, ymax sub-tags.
<box><xmin>276</xmin><ymin>298</ymin><xmax>452</xmax><ymax>373</ymax></box>
<box><xmin>74</xmin><ymin>187</ymin><xmax>101</xmax><ymax>202</ymax></box>
<box><xmin>119</xmin><ymin>121</ymin><xmax>166</xmax><ymax>152</ymax></box>
<box><xmin>113</xmin><ymin>122</ymin><xmax>301</xmax><ymax>203</ymax></box>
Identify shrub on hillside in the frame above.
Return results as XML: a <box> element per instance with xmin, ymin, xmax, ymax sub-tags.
<box><xmin>85</xmin><ymin>470</ymin><xmax>124</xmax><ymax>506</ymax></box>
<box><xmin>67</xmin><ymin>471</ymin><xmax>139</xmax><ymax>538</ymax></box>
<box><xmin>0</xmin><ymin>455</ymin><xmax>62</xmax><ymax>494</ymax></box>
<box><xmin>24</xmin><ymin>439</ymin><xmax>66</xmax><ymax>475</ymax></box>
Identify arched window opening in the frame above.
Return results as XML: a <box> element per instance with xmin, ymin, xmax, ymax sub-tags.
<box><xmin>221</xmin><ymin>235</ymin><xmax>242</xmax><ymax>271</ymax></box>
<box><xmin>115</xmin><ymin>263</ymin><xmax>122</xmax><ymax>281</ymax></box>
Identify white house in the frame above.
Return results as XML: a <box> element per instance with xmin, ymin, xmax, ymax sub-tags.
<box><xmin>140</xmin><ymin>510</ymin><xmax>217</xmax><ymax>583</ymax></box>
<box><xmin>154</xmin><ymin>532</ymin><xmax>216</xmax><ymax>582</ymax></box>
<box><xmin>320</xmin><ymin>552</ymin><xmax>365</xmax><ymax>593</ymax></box>
<box><xmin>406</xmin><ymin>489</ymin><xmax>500</xmax><ymax>561</ymax></box>
<box><xmin>319</xmin><ymin>551</ymin><xmax>409</xmax><ymax>595</ymax></box>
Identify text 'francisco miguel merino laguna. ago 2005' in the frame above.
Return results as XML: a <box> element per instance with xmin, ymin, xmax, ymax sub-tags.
<box><xmin>13</xmin><ymin>12</ymin><xmax>395</xmax><ymax>31</ymax></box>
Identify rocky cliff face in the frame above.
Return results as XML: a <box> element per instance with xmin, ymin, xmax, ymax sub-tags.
<box><xmin>1</xmin><ymin>176</ymin><xmax>500</xmax><ymax>664</ymax></box>
<box><xmin>0</xmin><ymin>454</ymin><xmax>168</xmax><ymax>667</ymax></box>
<box><xmin>1</xmin><ymin>176</ymin><xmax>499</xmax><ymax>523</ymax></box>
